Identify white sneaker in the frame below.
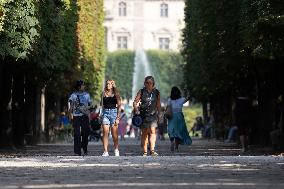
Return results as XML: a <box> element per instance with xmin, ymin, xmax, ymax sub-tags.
<box><xmin>114</xmin><ymin>149</ymin><xmax>120</xmax><ymax>156</ymax></box>
<box><xmin>102</xmin><ymin>151</ymin><xmax>109</xmax><ymax>157</ymax></box>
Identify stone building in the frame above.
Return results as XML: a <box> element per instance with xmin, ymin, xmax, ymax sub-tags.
<box><xmin>104</xmin><ymin>0</ymin><xmax>185</xmax><ymax>52</ymax></box>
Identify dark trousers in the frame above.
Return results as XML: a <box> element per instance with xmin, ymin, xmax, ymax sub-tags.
<box><xmin>73</xmin><ymin>115</ymin><xmax>90</xmax><ymax>155</ymax></box>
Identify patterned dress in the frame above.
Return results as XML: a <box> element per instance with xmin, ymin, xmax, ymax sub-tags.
<box><xmin>140</xmin><ymin>88</ymin><xmax>159</xmax><ymax>129</ymax></box>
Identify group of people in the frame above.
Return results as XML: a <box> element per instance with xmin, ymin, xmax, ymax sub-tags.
<box><xmin>68</xmin><ymin>76</ymin><xmax>192</xmax><ymax>156</ymax></box>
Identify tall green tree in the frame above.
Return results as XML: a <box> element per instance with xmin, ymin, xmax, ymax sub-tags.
<box><xmin>0</xmin><ymin>0</ymin><xmax>106</xmax><ymax>147</ymax></box>
<box><xmin>182</xmin><ymin>0</ymin><xmax>284</xmax><ymax>144</ymax></box>
<box><xmin>0</xmin><ymin>0</ymin><xmax>40</xmax><ymax>147</ymax></box>
<box><xmin>76</xmin><ymin>0</ymin><xmax>105</xmax><ymax>102</ymax></box>
<box><xmin>0</xmin><ymin>0</ymin><xmax>39</xmax><ymax>59</ymax></box>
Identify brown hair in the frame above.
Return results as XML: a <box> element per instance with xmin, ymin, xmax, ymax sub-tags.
<box><xmin>104</xmin><ymin>79</ymin><xmax>120</xmax><ymax>98</ymax></box>
<box><xmin>144</xmin><ymin>76</ymin><xmax>155</xmax><ymax>86</ymax></box>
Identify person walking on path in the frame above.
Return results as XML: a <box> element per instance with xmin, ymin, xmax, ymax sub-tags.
<box><xmin>158</xmin><ymin>106</ymin><xmax>167</xmax><ymax>140</ymax></box>
<box><xmin>118</xmin><ymin>108</ymin><xmax>127</xmax><ymax>141</ymax></box>
<box><xmin>167</xmin><ymin>86</ymin><xmax>192</xmax><ymax>152</ymax></box>
<box><xmin>101</xmin><ymin>80</ymin><xmax>121</xmax><ymax>157</ymax></box>
<box><xmin>234</xmin><ymin>96</ymin><xmax>252</xmax><ymax>153</ymax></box>
<box><xmin>133</xmin><ymin>76</ymin><xmax>161</xmax><ymax>156</ymax></box>
<box><xmin>68</xmin><ymin>80</ymin><xmax>92</xmax><ymax>156</ymax></box>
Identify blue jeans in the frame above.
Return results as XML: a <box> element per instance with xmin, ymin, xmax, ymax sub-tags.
<box><xmin>102</xmin><ymin>108</ymin><xmax>117</xmax><ymax>126</ymax></box>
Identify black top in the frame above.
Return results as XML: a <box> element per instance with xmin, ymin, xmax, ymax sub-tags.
<box><xmin>103</xmin><ymin>95</ymin><xmax>117</xmax><ymax>109</ymax></box>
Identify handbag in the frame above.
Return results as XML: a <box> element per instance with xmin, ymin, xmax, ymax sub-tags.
<box><xmin>165</xmin><ymin>101</ymin><xmax>173</xmax><ymax>119</ymax></box>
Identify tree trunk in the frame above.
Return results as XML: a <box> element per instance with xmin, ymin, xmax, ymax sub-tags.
<box><xmin>24</xmin><ymin>75</ymin><xmax>37</xmax><ymax>145</ymax></box>
<box><xmin>255</xmin><ymin>60</ymin><xmax>275</xmax><ymax>146</ymax></box>
<box><xmin>11</xmin><ymin>62</ymin><xmax>25</xmax><ymax>147</ymax></box>
<box><xmin>0</xmin><ymin>61</ymin><xmax>13</xmax><ymax>147</ymax></box>
<box><xmin>34</xmin><ymin>85</ymin><xmax>46</xmax><ymax>143</ymax></box>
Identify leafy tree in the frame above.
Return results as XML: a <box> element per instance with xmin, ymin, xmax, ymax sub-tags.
<box><xmin>182</xmin><ymin>0</ymin><xmax>284</xmax><ymax>144</ymax></box>
<box><xmin>105</xmin><ymin>50</ymin><xmax>135</xmax><ymax>100</ymax></box>
<box><xmin>76</xmin><ymin>0</ymin><xmax>105</xmax><ymax>102</ymax></box>
<box><xmin>0</xmin><ymin>0</ymin><xmax>106</xmax><ymax>146</ymax></box>
<box><xmin>0</xmin><ymin>0</ymin><xmax>39</xmax><ymax>59</ymax></box>
<box><xmin>31</xmin><ymin>0</ymin><xmax>79</xmax><ymax>96</ymax></box>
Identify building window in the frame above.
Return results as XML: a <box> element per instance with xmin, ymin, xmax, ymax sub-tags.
<box><xmin>159</xmin><ymin>37</ymin><xmax>170</xmax><ymax>50</ymax></box>
<box><xmin>119</xmin><ymin>2</ymin><xmax>127</xmax><ymax>16</ymax></box>
<box><xmin>160</xmin><ymin>3</ymin><xmax>168</xmax><ymax>17</ymax></box>
<box><xmin>117</xmin><ymin>36</ymin><xmax>128</xmax><ymax>49</ymax></box>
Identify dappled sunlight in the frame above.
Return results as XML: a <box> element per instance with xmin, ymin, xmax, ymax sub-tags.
<box><xmin>196</xmin><ymin>163</ymin><xmax>260</xmax><ymax>171</ymax></box>
<box><xmin>1</xmin><ymin>182</ymin><xmax>283</xmax><ymax>189</ymax></box>
<box><xmin>207</xmin><ymin>148</ymin><xmax>240</xmax><ymax>151</ymax></box>
<box><xmin>1</xmin><ymin>155</ymin><xmax>283</xmax><ymax>189</ymax></box>
<box><xmin>0</xmin><ymin>158</ymin><xmax>162</xmax><ymax>169</ymax></box>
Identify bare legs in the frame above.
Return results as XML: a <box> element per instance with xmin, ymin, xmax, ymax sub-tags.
<box><xmin>102</xmin><ymin>124</ymin><xmax>119</xmax><ymax>152</ymax></box>
<box><xmin>170</xmin><ymin>138</ymin><xmax>180</xmax><ymax>152</ymax></box>
<box><xmin>141</xmin><ymin>127</ymin><xmax>156</xmax><ymax>153</ymax></box>
<box><xmin>111</xmin><ymin>125</ymin><xmax>119</xmax><ymax>150</ymax></box>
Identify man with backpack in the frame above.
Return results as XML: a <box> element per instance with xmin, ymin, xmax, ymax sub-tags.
<box><xmin>68</xmin><ymin>80</ymin><xmax>92</xmax><ymax>156</ymax></box>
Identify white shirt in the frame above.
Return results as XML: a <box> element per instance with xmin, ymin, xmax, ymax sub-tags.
<box><xmin>69</xmin><ymin>92</ymin><xmax>92</xmax><ymax>116</ymax></box>
<box><xmin>168</xmin><ymin>97</ymin><xmax>186</xmax><ymax>113</ymax></box>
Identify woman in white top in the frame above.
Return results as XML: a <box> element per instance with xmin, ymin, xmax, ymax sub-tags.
<box><xmin>167</xmin><ymin>86</ymin><xmax>192</xmax><ymax>152</ymax></box>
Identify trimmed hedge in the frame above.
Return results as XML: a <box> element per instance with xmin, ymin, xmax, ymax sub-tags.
<box><xmin>146</xmin><ymin>50</ymin><xmax>185</xmax><ymax>101</ymax></box>
<box><xmin>105</xmin><ymin>50</ymin><xmax>135</xmax><ymax>99</ymax></box>
<box><xmin>105</xmin><ymin>50</ymin><xmax>184</xmax><ymax>101</ymax></box>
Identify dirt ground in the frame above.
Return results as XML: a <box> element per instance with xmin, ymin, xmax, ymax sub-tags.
<box><xmin>0</xmin><ymin>138</ymin><xmax>283</xmax><ymax>189</ymax></box>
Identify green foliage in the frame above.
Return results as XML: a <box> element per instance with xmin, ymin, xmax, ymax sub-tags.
<box><xmin>183</xmin><ymin>104</ymin><xmax>202</xmax><ymax>132</ymax></box>
<box><xmin>0</xmin><ymin>0</ymin><xmax>39</xmax><ymax>59</ymax></box>
<box><xmin>182</xmin><ymin>0</ymin><xmax>284</xmax><ymax>140</ymax></box>
<box><xmin>239</xmin><ymin>0</ymin><xmax>284</xmax><ymax>59</ymax></box>
<box><xmin>105</xmin><ymin>50</ymin><xmax>184</xmax><ymax>101</ymax></box>
<box><xmin>182</xmin><ymin>0</ymin><xmax>245</xmax><ymax>100</ymax></box>
<box><xmin>27</xmin><ymin>0</ymin><xmax>79</xmax><ymax>97</ymax></box>
<box><xmin>146</xmin><ymin>50</ymin><xmax>185</xmax><ymax>100</ymax></box>
<box><xmin>77</xmin><ymin>0</ymin><xmax>106</xmax><ymax>102</ymax></box>
<box><xmin>34</xmin><ymin>0</ymin><xmax>76</xmax><ymax>74</ymax></box>
<box><xmin>105</xmin><ymin>50</ymin><xmax>135</xmax><ymax>99</ymax></box>
<box><xmin>0</xmin><ymin>0</ymin><xmax>106</xmax><ymax>100</ymax></box>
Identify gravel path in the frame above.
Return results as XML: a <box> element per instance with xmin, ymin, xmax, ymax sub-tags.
<box><xmin>0</xmin><ymin>138</ymin><xmax>283</xmax><ymax>189</ymax></box>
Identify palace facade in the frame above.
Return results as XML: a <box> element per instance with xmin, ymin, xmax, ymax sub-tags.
<box><xmin>104</xmin><ymin>0</ymin><xmax>185</xmax><ymax>52</ymax></box>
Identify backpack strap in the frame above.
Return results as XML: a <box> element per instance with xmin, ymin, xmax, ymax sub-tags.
<box><xmin>140</xmin><ymin>88</ymin><xmax>160</xmax><ymax>99</ymax></box>
<box><xmin>140</xmin><ymin>88</ymin><xmax>144</xmax><ymax>98</ymax></box>
<box><xmin>77</xmin><ymin>94</ymin><xmax>81</xmax><ymax>105</ymax></box>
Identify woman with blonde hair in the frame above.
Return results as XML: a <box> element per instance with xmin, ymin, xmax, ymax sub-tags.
<box><xmin>101</xmin><ymin>80</ymin><xmax>121</xmax><ymax>156</ymax></box>
<box><xmin>133</xmin><ymin>76</ymin><xmax>161</xmax><ymax>156</ymax></box>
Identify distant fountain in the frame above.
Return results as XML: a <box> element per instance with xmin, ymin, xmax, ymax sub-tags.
<box><xmin>132</xmin><ymin>49</ymin><xmax>152</xmax><ymax>100</ymax></box>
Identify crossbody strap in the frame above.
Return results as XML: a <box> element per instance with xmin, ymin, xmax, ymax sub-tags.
<box><xmin>77</xmin><ymin>94</ymin><xmax>81</xmax><ymax>105</ymax></box>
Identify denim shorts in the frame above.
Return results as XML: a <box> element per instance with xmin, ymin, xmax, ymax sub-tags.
<box><xmin>102</xmin><ymin>108</ymin><xmax>117</xmax><ymax>126</ymax></box>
